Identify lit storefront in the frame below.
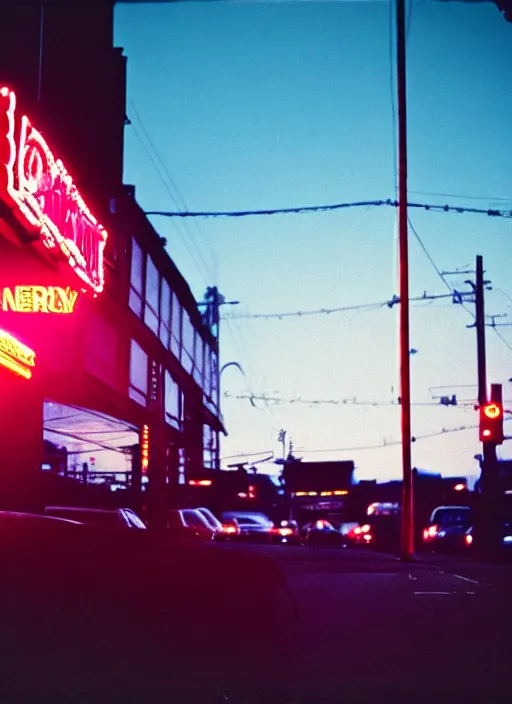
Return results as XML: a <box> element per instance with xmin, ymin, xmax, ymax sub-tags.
<box><xmin>0</xmin><ymin>86</ymin><xmax>224</xmax><ymax>519</ymax></box>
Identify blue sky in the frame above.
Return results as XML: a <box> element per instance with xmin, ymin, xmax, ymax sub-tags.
<box><xmin>114</xmin><ymin>1</ymin><xmax>512</xmax><ymax>481</ymax></box>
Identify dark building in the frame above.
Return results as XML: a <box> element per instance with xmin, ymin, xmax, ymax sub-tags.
<box><xmin>0</xmin><ymin>0</ymin><xmax>224</xmax><ymax>523</ymax></box>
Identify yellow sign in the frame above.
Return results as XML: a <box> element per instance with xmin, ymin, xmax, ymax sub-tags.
<box><xmin>0</xmin><ymin>329</ymin><xmax>36</xmax><ymax>379</ymax></box>
<box><xmin>1</xmin><ymin>286</ymin><xmax>78</xmax><ymax>314</ymax></box>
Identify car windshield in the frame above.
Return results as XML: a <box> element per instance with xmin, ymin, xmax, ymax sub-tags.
<box><xmin>432</xmin><ymin>509</ymin><xmax>472</xmax><ymax>527</ymax></box>
<box><xmin>196</xmin><ymin>508</ymin><xmax>222</xmax><ymax>529</ymax></box>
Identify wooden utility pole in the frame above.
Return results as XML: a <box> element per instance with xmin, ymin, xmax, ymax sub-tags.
<box><xmin>396</xmin><ymin>0</ymin><xmax>414</xmax><ymax>558</ymax></box>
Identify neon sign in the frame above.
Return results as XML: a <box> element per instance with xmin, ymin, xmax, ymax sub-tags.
<box><xmin>1</xmin><ymin>285</ymin><xmax>78</xmax><ymax>313</ymax></box>
<box><xmin>140</xmin><ymin>424</ymin><xmax>149</xmax><ymax>474</ymax></box>
<box><xmin>0</xmin><ymin>87</ymin><xmax>107</xmax><ymax>293</ymax></box>
<box><xmin>0</xmin><ymin>328</ymin><xmax>35</xmax><ymax>379</ymax></box>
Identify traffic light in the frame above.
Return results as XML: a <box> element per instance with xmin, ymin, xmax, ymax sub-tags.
<box><xmin>479</xmin><ymin>401</ymin><xmax>504</xmax><ymax>444</ymax></box>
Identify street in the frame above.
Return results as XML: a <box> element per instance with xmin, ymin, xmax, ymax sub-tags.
<box><xmin>217</xmin><ymin>543</ymin><xmax>512</xmax><ymax>703</ymax></box>
<box><xmin>1</xmin><ymin>528</ymin><xmax>512</xmax><ymax>703</ymax></box>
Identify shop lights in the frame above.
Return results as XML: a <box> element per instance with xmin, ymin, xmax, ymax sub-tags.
<box><xmin>0</xmin><ymin>87</ymin><xmax>107</xmax><ymax>293</ymax></box>
<box><xmin>140</xmin><ymin>424</ymin><xmax>149</xmax><ymax>474</ymax></box>
<box><xmin>0</xmin><ymin>329</ymin><xmax>35</xmax><ymax>379</ymax></box>
<box><xmin>1</xmin><ymin>285</ymin><xmax>78</xmax><ymax>313</ymax></box>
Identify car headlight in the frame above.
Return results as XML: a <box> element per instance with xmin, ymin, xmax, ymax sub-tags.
<box><xmin>437</xmin><ymin>530</ymin><xmax>446</xmax><ymax>538</ymax></box>
<box><xmin>503</xmin><ymin>535</ymin><xmax>512</xmax><ymax>545</ymax></box>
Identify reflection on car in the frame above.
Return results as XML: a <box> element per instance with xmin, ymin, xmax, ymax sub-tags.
<box><xmin>44</xmin><ymin>506</ymin><xmax>147</xmax><ymax>529</ymax></box>
<box><xmin>195</xmin><ymin>507</ymin><xmax>241</xmax><ymax>540</ymax></box>
<box><xmin>221</xmin><ymin>511</ymin><xmax>274</xmax><ymax>542</ymax></box>
<box><xmin>167</xmin><ymin>508</ymin><xmax>216</xmax><ymax>541</ymax></box>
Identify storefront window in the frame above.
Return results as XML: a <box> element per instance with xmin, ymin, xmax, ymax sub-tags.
<box><xmin>170</xmin><ymin>292</ymin><xmax>182</xmax><ymax>360</ymax></box>
<box><xmin>160</xmin><ymin>278</ymin><xmax>171</xmax><ymax>349</ymax></box>
<box><xmin>164</xmin><ymin>370</ymin><xmax>183</xmax><ymax>430</ymax></box>
<box><xmin>203</xmin><ymin>424</ymin><xmax>217</xmax><ymax>469</ymax></box>
<box><xmin>129</xmin><ymin>238</ymin><xmax>144</xmax><ymax>317</ymax></box>
<box><xmin>129</xmin><ymin>339</ymin><xmax>148</xmax><ymax>406</ymax></box>
<box><xmin>144</xmin><ymin>257</ymin><xmax>159</xmax><ymax>335</ymax></box>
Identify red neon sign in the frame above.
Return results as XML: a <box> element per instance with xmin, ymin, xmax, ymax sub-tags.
<box><xmin>0</xmin><ymin>87</ymin><xmax>107</xmax><ymax>293</ymax></box>
<box><xmin>0</xmin><ymin>328</ymin><xmax>35</xmax><ymax>379</ymax></box>
<box><xmin>1</xmin><ymin>285</ymin><xmax>78</xmax><ymax>313</ymax></box>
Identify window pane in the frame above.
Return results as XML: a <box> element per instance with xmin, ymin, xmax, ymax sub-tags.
<box><xmin>182</xmin><ymin>312</ymin><xmax>194</xmax><ymax>358</ymax></box>
<box><xmin>145</xmin><ymin>257</ymin><xmax>159</xmax><ymax>311</ymax></box>
<box><xmin>130</xmin><ymin>339</ymin><xmax>148</xmax><ymax>394</ymax></box>
<box><xmin>129</xmin><ymin>289</ymin><xmax>143</xmax><ymax>317</ymax></box>
<box><xmin>144</xmin><ymin>305</ymin><xmax>159</xmax><ymax>335</ymax></box>
<box><xmin>193</xmin><ymin>334</ymin><xmax>204</xmax><ymax>386</ymax></box>
<box><xmin>165</xmin><ymin>370</ymin><xmax>180</xmax><ymax>421</ymax></box>
<box><xmin>130</xmin><ymin>239</ymin><xmax>143</xmax><ymax>295</ymax></box>
<box><xmin>160</xmin><ymin>279</ymin><xmax>171</xmax><ymax>347</ymax></box>
<box><xmin>171</xmin><ymin>294</ymin><xmax>182</xmax><ymax>359</ymax></box>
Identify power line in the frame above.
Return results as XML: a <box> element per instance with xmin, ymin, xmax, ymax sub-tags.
<box><xmin>410</xmin><ymin>189</ymin><xmax>512</xmax><ymax>204</ymax></box>
<box><xmin>222</xmin><ymin>291</ymin><xmax>464</xmax><ymax>321</ymax></box>
<box><xmin>224</xmin><ymin>391</ymin><xmax>476</xmax><ymax>408</ymax></box>
<box><xmin>145</xmin><ymin>199</ymin><xmax>512</xmax><ymax>220</ymax></box>
<box><xmin>298</xmin><ymin>421</ymin><xmax>512</xmax><ymax>455</ymax></box>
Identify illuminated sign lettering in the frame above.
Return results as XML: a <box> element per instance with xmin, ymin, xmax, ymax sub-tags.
<box><xmin>0</xmin><ymin>87</ymin><xmax>107</xmax><ymax>293</ymax></box>
<box><xmin>0</xmin><ymin>328</ymin><xmax>35</xmax><ymax>379</ymax></box>
<box><xmin>1</xmin><ymin>285</ymin><xmax>78</xmax><ymax>313</ymax></box>
<box><xmin>141</xmin><ymin>424</ymin><xmax>149</xmax><ymax>474</ymax></box>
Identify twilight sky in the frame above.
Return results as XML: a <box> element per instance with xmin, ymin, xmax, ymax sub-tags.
<box><xmin>114</xmin><ymin>0</ymin><xmax>512</xmax><ymax>481</ymax></box>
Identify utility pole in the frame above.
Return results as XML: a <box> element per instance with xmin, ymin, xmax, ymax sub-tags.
<box><xmin>396</xmin><ymin>0</ymin><xmax>414</xmax><ymax>559</ymax></box>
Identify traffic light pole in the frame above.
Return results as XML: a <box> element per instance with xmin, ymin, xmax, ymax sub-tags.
<box><xmin>474</xmin><ymin>255</ymin><xmax>499</xmax><ymax>557</ymax></box>
<box><xmin>396</xmin><ymin>0</ymin><xmax>414</xmax><ymax>559</ymax></box>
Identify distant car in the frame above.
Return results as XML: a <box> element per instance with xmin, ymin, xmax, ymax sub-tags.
<box><xmin>166</xmin><ymin>508</ymin><xmax>216</xmax><ymax>541</ymax></box>
<box><xmin>345</xmin><ymin>522</ymin><xmax>374</xmax><ymax>547</ymax></box>
<box><xmin>422</xmin><ymin>505</ymin><xmax>472</xmax><ymax>552</ymax></box>
<box><xmin>44</xmin><ymin>506</ymin><xmax>147</xmax><ymax>529</ymax></box>
<box><xmin>195</xmin><ymin>506</ymin><xmax>241</xmax><ymax>540</ymax></box>
<box><xmin>221</xmin><ymin>511</ymin><xmax>274</xmax><ymax>542</ymax></box>
<box><xmin>300</xmin><ymin>519</ymin><xmax>343</xmax><ymax>546</ymax></box>
<box><xmin>269</xmin><ymin>520</ymin><xmax>300</xmax><ymax>545</ymax></box>
<box><xmin>464</xmin><ymin>519</ymin><xmax>512</xmax><ymax>550</ymax></box>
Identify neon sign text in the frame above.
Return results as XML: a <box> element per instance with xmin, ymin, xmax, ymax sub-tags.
<box><xmin>0</xmin><ymin>87</ymin><xmax>107</xmax><ymax>293</ymax></box>
<box><xmin>0</xmin><ymin>329</ymin><xmax>35</xmax><ymax>379</ymax></box>
<box><xmin>1</xmin><ymin>285</ymin><xmax>78</xmax><ymax>313</ymax></box>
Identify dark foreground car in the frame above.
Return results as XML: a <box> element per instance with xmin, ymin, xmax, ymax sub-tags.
<box><xmin>0</xmin><ymin>510</ymin><xmax>296</xmax><ymax>702</ymax></box>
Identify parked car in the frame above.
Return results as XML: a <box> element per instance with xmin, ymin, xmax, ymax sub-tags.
<box><xmin>422</xmin><ymin>505</ymin><xmax>472</xmax><ymax>552</ymax></box>
<box><xmin>221</xmin><ymin>511</ymin><xmax>274</xmax><ymax>542</ymax></box>
<box><xmin>195</xmin><ymin>506</ymin><xmax>241</xmax><ymax>540</ymax></box>
<box><xmin>166</xmin><ymin>508</ymin><xmax>216</xmax><ymax>541</ymax></box>
<box><xmin>299</xmin><ymin>519</ymin><xmax>343</xmax><ymax>546</ymax></box>
<box><xmin>44</xmin><ymin>506</ymin><xmax>147</xmax><ymax>529</ymax></box>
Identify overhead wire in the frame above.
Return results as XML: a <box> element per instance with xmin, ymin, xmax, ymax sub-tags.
<box><xmin>145</xmin><ymin>199</ymin><xmax>512</xmax><ymax>220</ymax></box>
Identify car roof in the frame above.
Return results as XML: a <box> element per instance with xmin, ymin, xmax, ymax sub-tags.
<box><xmin>0</xmin><ymin>511</ymin><xmax>82</xmax><ymax>526</ymax></box>
<box><xmin>432</xmin><ymin>505</ymin><xmax>471</xmax><ymax>512</ymax></box>
<box><xmin>45</xmin><ymin>506</ymin><xmax>118</xmax><ymax>515</ymax></box>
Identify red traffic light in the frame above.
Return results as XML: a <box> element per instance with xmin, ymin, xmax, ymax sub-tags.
<box><xmin>479</xmin><ymin>402</ymin><xmax>504</xmax><ymax>445</ymax></box>
<box><xmin>483</xmin><ymin>403</ymin><xmax>502</xmax><ymax>420</ymax></box>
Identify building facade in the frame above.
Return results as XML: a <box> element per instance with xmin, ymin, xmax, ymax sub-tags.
<box><xmin>0</xmin><ymin>1</ymin><xmax>223</xmax><ymax>523</ymax></box>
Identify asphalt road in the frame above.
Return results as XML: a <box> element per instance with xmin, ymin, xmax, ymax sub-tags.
<box><xmin>2</xmin><ymin>527</ymin><xmax>511</xmax><ymax>704</ymax></box>
<box><xmin>217</xmin><ymin>543</ymin><xmax>512</xmax><ymax>703</ymax></box>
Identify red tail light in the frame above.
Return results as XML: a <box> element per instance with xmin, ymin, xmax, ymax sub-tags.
<box><xmin>423</xmin><ymin>524</ymin><xmax>438</xmax><ymax>541</ymax></box>
<box><xmin>465</xmin><ymin>533</ymin><xmax>473</xmax><ymax>546</ymax></box>
<box><xmin>221</xmin><ymin>524</ymin><xmax>238</xmax><ymax>535</ymax></box>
